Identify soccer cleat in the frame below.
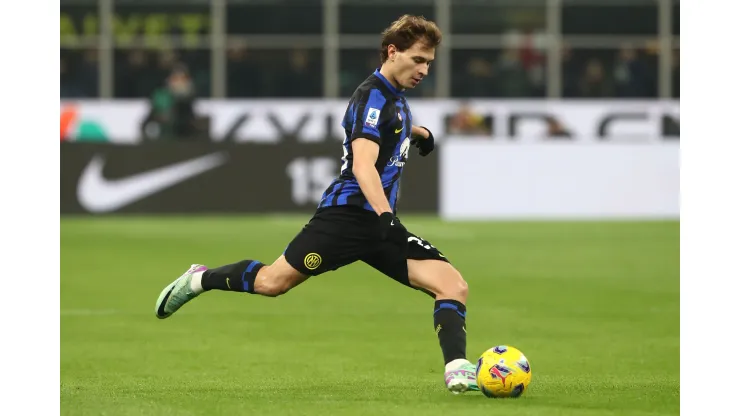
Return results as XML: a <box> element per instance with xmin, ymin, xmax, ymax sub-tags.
<box><xmin>154</xmin><ymin>264</ymin><xmax>207</xmax><ymax>319</ymax></box>
<box><xmin>444</xmin><ymin>361</ymin><xmax>480</xmax><ymax>394</ymax></box>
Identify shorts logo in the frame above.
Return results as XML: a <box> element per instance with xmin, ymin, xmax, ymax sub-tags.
<box><xmin>304</xmin><ymin>253</ymin><xmax>322</xmax><ymax>270</ymax></box>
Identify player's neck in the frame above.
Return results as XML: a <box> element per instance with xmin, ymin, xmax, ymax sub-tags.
<box><xmin>378</xmin><ymin>65</ymin><xmax>402</xmax><ymax>90</ymax></box>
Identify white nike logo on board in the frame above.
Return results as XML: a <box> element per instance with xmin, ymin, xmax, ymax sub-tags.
<box><xmin>77</xmin><ymin>152</ymin><xmax>228</xmax><ymax>213</ymax></box>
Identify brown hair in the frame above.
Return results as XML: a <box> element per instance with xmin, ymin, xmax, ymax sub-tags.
<box><xmin>379</xmin><ymin>15</ymin><xmax>442</xmax><ymax>63</ymax></box>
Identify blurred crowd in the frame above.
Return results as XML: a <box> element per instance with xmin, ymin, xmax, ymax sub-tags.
<box><xmin>60</xmin><ymin>41</ymin><xmax>679</xmax><ymax>100</ymax></box>
<box><xmin>60</xmin><ymin>1</ymin><xmax>679</xmax><ymax>100</ymax></box>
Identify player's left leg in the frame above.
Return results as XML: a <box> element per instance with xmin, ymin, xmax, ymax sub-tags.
<box><xmin>406</xmin><ymin>257</ymin><xmax>478</xmax><ymax>394</ymax></box>
<box><xmin>361</xmin><ymin>233</ymin><xmax>478</xmax><ymax>394</ymax></box>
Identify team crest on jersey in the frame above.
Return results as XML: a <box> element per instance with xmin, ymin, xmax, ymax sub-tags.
<box><xmin>365</xmin><ymin>108</ymin><xmax>380</xmax><ymax>127</ymax></box>
<box><xmin>387</xmin><ymin>137</ymin><xmax>410</xmax><ymax>167</ymax></box>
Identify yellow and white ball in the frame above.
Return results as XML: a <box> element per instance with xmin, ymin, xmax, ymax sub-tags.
<box><xmin>475</xmin><ymin>345</ymin><xmax>532</xmax><ymax>398</ymax></box>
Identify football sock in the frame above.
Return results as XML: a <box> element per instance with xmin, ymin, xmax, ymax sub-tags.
<box><xmin>433</xmin><ymin>299</ymin><xmax>468</xmax><ymax>365</ymax></box>
<box><xmin>200</xmin><ymin>260</ymin><xmax>264</xmax><ymax>293</ymax></box>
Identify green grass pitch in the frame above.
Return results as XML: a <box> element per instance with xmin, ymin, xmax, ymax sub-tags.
<box><xmin>61</xmin><ymin>216</ymin><xmax>679</xmax><ymax>415</ymax></box>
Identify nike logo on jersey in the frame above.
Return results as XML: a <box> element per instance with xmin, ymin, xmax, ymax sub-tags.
<box><xmin>395</xmin><ymin>127</ymin><xmax>403</xmax><ymax>133</ymax></box>
<box><xmin>77</xmin><ymin>152</ymin><xmax>228</xmax><ymax>213</ymax></box>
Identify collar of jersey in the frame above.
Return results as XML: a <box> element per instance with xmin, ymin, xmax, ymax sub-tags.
<box><xmin>373</xmin><ymin>69</ymin><xmax>404</xmax><ymax>96</ymax></box>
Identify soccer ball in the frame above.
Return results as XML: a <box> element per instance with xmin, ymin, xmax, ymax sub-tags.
<box><xmin>475</xmin><ymin>345</ymin><xmax>532</xmax><ymax>398</ymax></box>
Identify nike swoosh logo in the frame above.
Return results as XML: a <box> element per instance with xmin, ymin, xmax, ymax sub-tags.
<box><xmin>395</xmin><ymin>128</ymin><xmax>403</xmax><ymax>133</ymax></box>
<box><xmin>77</xmin><ymin>152</ymin><xmax>228</xmax><ymax>213</ymax></box>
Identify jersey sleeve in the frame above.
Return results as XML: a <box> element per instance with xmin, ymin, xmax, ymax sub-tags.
<box><xmin>349</xmin><ymin>88</ymin><xmax>392</xmax><ymax>145</ymax></box>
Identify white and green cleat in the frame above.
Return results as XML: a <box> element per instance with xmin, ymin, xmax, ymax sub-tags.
<box><xmin>444</xmin><ymin>359</ymin><xmax>480</xmax><ymax>394</ymax></box>
<box><xmin>155</xmin><ymin>264</ymin><xmax>208</xmax><ymax>319</ymax></box>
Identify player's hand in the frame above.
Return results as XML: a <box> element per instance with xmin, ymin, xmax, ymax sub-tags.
<box><xmin>378</xmin><ymin>212</ymin><xmax>408</xmax><ymax>243</ymax></box>
<box><xmin>411</xmin><ymin>126</ymin><xmax>435</xmax><ymax>157</ymax></box>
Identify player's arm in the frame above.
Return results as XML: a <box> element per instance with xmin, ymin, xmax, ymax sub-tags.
<box><xmin>348</xmin><ymin>89</ymin><xmax>395</xmax><ymax>215</ymax></box>
<box><xmin>410</xmin><ymin>125</ymin><xmax>436</xmax><ymax>157</ymax></box>
<box><xmin>349</xmin><ymin>93</ymin><xmax>407</xmax><ymax>240</ymax></box>
<box><xmin>411</xmin><ymin>125</ymin><xmax>430</xmax><ymax>139</ymax></box>
<box><xmin>351</xmin><ymin>138</ymin><xmax>393</xmax><ymax>215</ymax></box>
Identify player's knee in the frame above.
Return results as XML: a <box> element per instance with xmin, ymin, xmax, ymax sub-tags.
<box><xmin>257</xmin><ymin>279</ymin><xmax>292</xmax><ymax>297</ymax></box>
<box><xmin>456</xmin><ymin>278</ymin><xmax>469</xmax><ymax>300</ymax></box>
<box><xmin>448</xmin><ymin>276</ymin><xmax>468</xmax><ymax>302</ymax></box>
<box><xmin>439</xmin><ymin>270</ymin><xmax>468</xmax><ymax>302</ymax></box>
<box><xmin>254</xmin><ymin>267</ymin><xmax>294</xmax><ymax>297</ymax></box>
<box><xmin>262</xmin><ymin>282</ymin><xmax>292</xmax><ymax>297</ymax></box>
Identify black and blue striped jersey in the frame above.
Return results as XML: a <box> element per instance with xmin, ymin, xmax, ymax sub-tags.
<box><xmin>317</xmin><ymin>69</ymin><xmax>412</xmax><ymax>213</ymax></box>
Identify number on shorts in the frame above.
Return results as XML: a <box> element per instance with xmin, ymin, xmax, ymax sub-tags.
<box><xmin>408</xmin><ymin>236</ymin><xmax>435</xmax><ymax>250</ymax></box>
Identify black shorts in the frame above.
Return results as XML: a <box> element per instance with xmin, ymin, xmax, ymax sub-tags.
<box><xmin>284</xmin><ymin>205</ymin><xmax>449</xmax><ymax>288</ymax></box>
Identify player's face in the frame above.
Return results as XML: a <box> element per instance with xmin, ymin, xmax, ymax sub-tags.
<box><xmin>390</xmin><ymin>41</ymin><xmax>435</xmax><ymax>89</ymax></box>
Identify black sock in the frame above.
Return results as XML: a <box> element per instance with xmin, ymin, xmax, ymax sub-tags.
<box><xmin>433</xmin><ymin>299</ymin><xmax>467</xmax><ymax>364</ymax></box>
<box><xmin>201</xmin><ymin>260</ymin><xmax>264</xmax><ymax>293</ymax></box>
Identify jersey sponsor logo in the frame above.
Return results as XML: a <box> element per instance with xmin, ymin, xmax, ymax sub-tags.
<box><xmin>304</xmin><ymin>253</ymin><xmax>322</xmax><ymax>270</ymax></box>
<box><xmin>400</xmin><ymin>137</ymin><xmax>410</xmax><ymax>159</ymax></box>
<box><xmin>365</xmin><ymin>108</ymin><xmax>380</xmax><ymax>127</ymax></box>
<box><xmin>77</xmin><ymin>152</ymin><xmax>228</xmax><ymax>213</ymax></box>
<box><xmin>387</xmin><ymin>137</ymin><xmax>411</xmax><ymax>167</ymax></box>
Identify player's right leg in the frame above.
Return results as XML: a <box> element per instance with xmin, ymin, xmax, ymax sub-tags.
<box><xmin>154</xmin><ymin>255</ymin><xmax>308</xmax><ymax>319</ymax></box>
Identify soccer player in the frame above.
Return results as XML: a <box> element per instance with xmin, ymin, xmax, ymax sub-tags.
<box><xmin>154</xmin><ymin>14</ymin><xmax>479</xmax><ymax>394</ymax></box>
